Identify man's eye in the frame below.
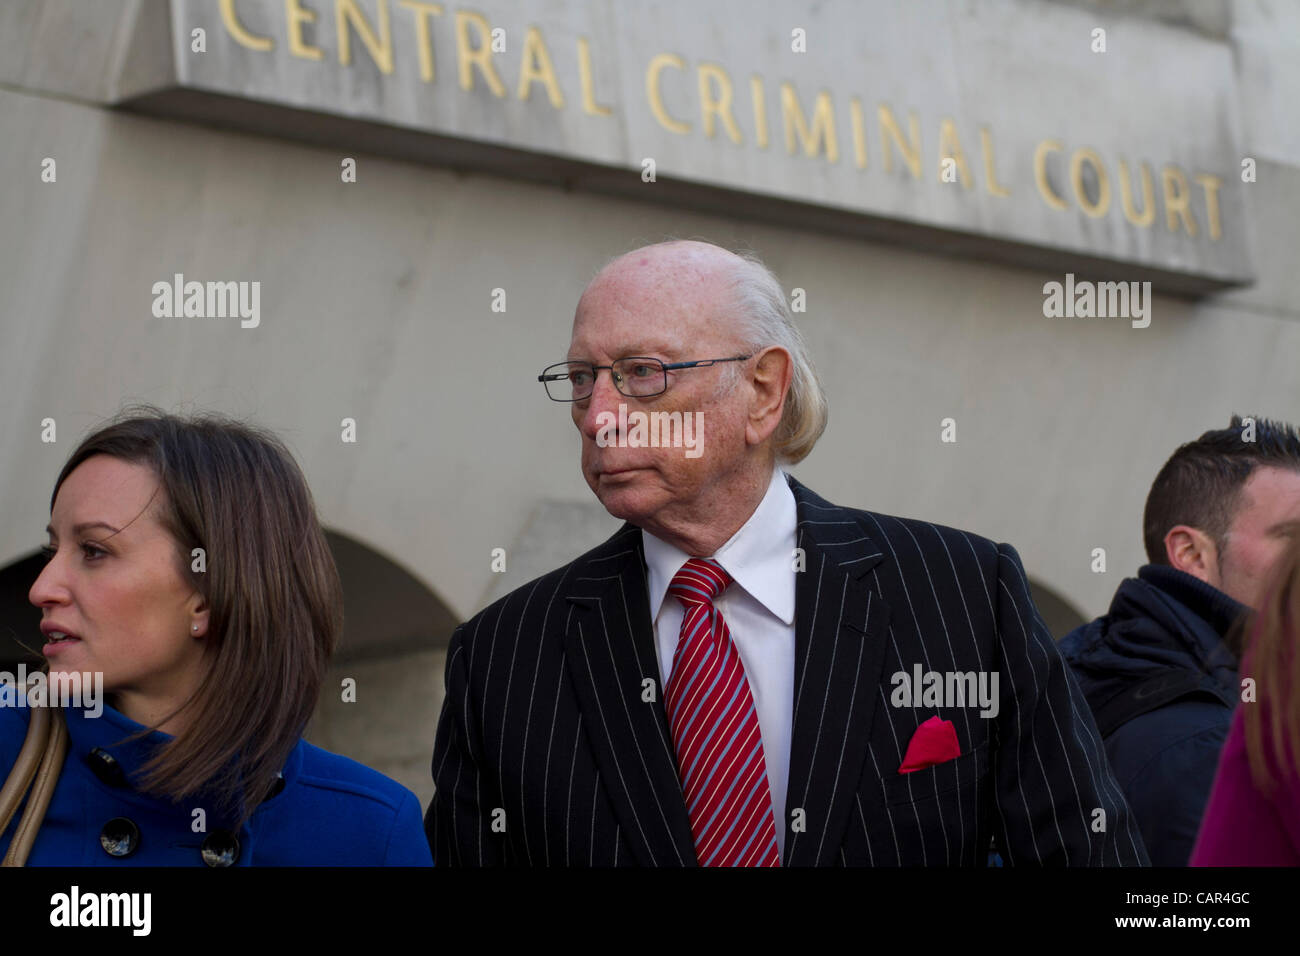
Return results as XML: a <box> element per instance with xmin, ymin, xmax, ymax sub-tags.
<box><xmin>629</xmin><ymin>364</ymin><xmax>657</xmax><ymax>378</ymax></box>
<box><xmin>570</xmin><ymin>370</ymin><xmax>593</xmax><ymax>385</ymax></box>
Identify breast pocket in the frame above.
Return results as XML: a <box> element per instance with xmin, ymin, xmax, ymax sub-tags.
<box><xmin>879</xmin><ymin>743</ymin><xmax>990</xmax><ymax>807</ymax></box>
<box><xmin>863</xmin><ymin>744</ymin><xmax>994</xmax><ymax>865</ymax></box>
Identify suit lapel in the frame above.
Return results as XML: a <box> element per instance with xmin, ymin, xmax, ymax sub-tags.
<box><xmin>560</xmin><ymin>525</ymin><xmax>698</xmax><ymax>867</ymax></box>
<box><xmin>783</xmin><ymin>478</ymin><xmax>893</xmax><ymax>866</ymax></box>
<box><xmin>558</xmin><ymin>479</ymin><xmax>893</xmax><ymax>868</ymax></box>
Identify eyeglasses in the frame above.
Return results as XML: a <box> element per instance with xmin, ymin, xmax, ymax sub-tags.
<box><xmin>537</xmin><ymin>355</ymin><xmax>752</xmax><ymax>402</ymax></box>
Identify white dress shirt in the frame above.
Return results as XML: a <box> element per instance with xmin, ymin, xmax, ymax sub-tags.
<box><xmin>642</xmin><ymin>465</ymin><xmax>797</xmax><ymax>861</ymax></box>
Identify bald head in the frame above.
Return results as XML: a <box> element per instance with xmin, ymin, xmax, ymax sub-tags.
<box><xmin>575</xmin><ymin>240</ymin><xmax>749</xmax><ymax>353</ymax></box>
<box><xmin>593</xmin><ymin>239</ymin><xmax>748</xmax><ymax>286</ymax></box>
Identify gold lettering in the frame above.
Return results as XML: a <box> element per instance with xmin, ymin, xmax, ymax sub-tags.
<box><xmin>220</xmin><ymin>0</ymin><xmax>273</xmax><ymax>51</ymax></box>
<box><xmin>1070</xmin><ymin>147</ymin><xmax>1111</xmax><ymax>218</ymax></box>
<box><xmin>937</xmin><ymin>118</ymin><xmax>972</xmax><ymax>188</ymax></box>
<box><xmin>518</xmin><ymin>26</ymin><xmax>564</xmax><ymax>107</ymax></box>
<box><xmin>1034</xmin><ymin>139</ymin><xmax>1068</xmax><ymax>210</ymax></box>
<box><xmin>878</xmin><ymin>105</ymin><xmax>920</xmax><ymax>178</ymax></box>
<box><xmin>285</xmin><ymin>0</ymin><xmax>324</xmax><ymax>60</ymax></box>
<box><xmin>1195</xmin><ymin>173</ymin><xmax>1223</xmax><ymax>240</ymax></box>
<box><xmin>1117</xmin><ymin>159</ymin><xmax>1155</xmax><ymax>227</ymax></box>
<box><xmin>781</xmin><ymin>84</ymin><xmax>838</xmax><ymax>163</ymax></box>
<box><xmin>697</xmin><ymin>63</ymin><xmax>741</xmax><ymax>144</ymax></box>
<box><xmin>750</xmin><ymin>75</ymin><xmax>768</xmax><ymax>149</ymax></box>
<box><xmin>980</xmin><ymin>127</ymin><xmax>1010</xmax><ymax>197</ymax></box>
<box><xmin>646</xmin><ymin>53</ymin><xmax>691</xmax><ymax>134</ymax></box>
<box><xmin>578</xmin><ymin>37</ymin><xmax>612</xmax><ymax>116</ymax></box>
<box><xmin>336</xmin><ymin>0</ymin><xmax>393</xmax><ymax>74</ymax></box>
<box><xmin>399</xmin><ymin>1</ymin><xmax>442</xmax><ymax>82</ymax></box>
<box><xmin>455</xmin><ymin>10</ymin><xmax>506</xmax><ymax>97</ymax></box>
<box><xmin>850</xmin><ymin>97</ymin><xmax>867</xmax><ymax>169</ymax></box>
<box><xmin>1162</xmin><ymin>164</ymin><xmax>1197</xmax><ymax>236</ymax></box>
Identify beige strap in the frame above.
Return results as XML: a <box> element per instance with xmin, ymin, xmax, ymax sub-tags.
<box><xmin>0</xmin><ymin>702</ymin><xmax>50</xmax><ymax>840</ymax></box>
<box><xmin>2</xmin><ymin>708</ymin><xmax>68</xmax><ymax>866</ymax></box>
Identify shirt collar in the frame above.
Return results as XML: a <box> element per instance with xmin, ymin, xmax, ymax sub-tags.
<box><xmin>643</xmin><ymin>466</ymin><xmax>798</xmax><ymax>625</ymax></box>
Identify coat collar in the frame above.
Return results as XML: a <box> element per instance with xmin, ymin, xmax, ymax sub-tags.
<box><xmin>58</xmin><ymin>701</ymin><xmax>301</xmax><ymax>821</ymax></box>
<box><xmin>560</xmin><ymin>476</ymin><xmax>892</xmax><ymax>866</ymax></box>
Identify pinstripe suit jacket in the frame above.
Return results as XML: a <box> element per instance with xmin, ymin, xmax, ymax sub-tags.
<box><xmin>426</xmin><ymin>477</ymin><xmax>1149</xmax><ymax>866</ymax></box>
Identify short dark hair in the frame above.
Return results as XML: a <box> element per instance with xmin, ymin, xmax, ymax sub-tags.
<box><xmin>1143</xmin><ymin>415</ymin><xmax>1300</xmax><ymax>565</ymax></box>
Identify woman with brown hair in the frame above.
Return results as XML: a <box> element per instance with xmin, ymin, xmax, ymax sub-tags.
<box><xmin>0</xmin><ymin>408</ymin><xmax>432</xmax><ymax>865</ymax></box>
<box><xmin>1191</xmin><ymin>533</ymin><xmax>1300</xmax><ymax>865</ymax></box>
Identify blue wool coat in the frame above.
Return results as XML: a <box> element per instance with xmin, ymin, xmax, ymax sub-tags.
<box><xmin>0</xmin><ymin>688</ymin><xmax>432</xmax><ymax>866</ymax></box>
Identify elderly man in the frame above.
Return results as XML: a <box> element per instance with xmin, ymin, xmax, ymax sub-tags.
<box><xmin>425</xmin><ymin>240</ymin><xmax>1146</xmax><ymax>866</ymax></box>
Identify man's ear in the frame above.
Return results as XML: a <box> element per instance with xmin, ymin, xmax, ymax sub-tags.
<box><xmin>745</xmin><ymin>346</ymin><xmax>793</xmax><ymax>448</ymax></box>
<box><xmin>1164</xmin><ymin>525</ymin><xmax>1222</xmax><ymax>586</ymax></box>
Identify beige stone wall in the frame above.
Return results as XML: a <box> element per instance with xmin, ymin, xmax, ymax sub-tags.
<box><xmin>310</xmin><ymin>650</ymin><xmax>446</xmax><ymax>807</ymax></box>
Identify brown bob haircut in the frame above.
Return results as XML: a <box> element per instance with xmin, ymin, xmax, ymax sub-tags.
<box><xmin>49</xmin><ymin>406</ymin><xmax>343</xmax><ymax>824</ymax></box>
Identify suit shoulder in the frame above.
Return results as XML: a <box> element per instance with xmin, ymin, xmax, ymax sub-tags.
<box><xmin>454</xmin><ymin>525</ymin><xmax>642</xmax><ymax>645</ymax></box>
<box><xmin>837</xmin><ymin>504</ymin><xmax>1003</xmax><ymax>564</ymax></box>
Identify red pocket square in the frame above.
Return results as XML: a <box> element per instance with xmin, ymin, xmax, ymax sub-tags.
<box><xmin>898</xmin><ymin>716</ymin><xmax>962</xmax><ymax>773</ymax></box>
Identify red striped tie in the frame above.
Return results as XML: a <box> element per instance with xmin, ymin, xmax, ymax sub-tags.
<box><xmin>664</xmin><ymin>558</ymin><xmax>781</xmax><ymax>867</ymax></box>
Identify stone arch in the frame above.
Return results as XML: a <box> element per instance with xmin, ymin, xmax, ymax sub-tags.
<box><xmin>1027</xmin><ymin>576</ymin><xmax>1089</xmax><ymax>641</ymax></box>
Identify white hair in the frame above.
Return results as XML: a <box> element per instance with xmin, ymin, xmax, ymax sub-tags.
<box><xmin>721</xmin><ymin>249</ymin><xmax>829</xmax><ymax>465</ymax></box>
<box><xmin>593</xmin><ymin>239</ymin><xmax>829</xmax><ymax>464</ymax></box>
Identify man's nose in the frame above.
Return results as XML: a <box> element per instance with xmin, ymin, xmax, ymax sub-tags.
<box><xmin>576</xmin><ymin>368</ymin><xmax>625</xmax><ymax>439</ymax></box>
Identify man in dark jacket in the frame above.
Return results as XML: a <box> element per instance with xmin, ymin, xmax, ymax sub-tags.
<box><xmin>1060</xmin><ymin>415</ymin><xmax>1300</xmax><ymax>865</ymax></box>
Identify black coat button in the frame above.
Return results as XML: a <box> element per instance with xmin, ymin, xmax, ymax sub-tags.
<box><xmin>100</xmin><ymin>817</ymin><xmax>140</xmax><ymax>857</ymax></box>
<box><xmin>86</xmin><ymin>747</ymin><xmax>129</xmax><ymax>787</ymax></box>
<box><xmin>201</xmin><ymin>830</ymin><xmax>241</xmax><ymax>867</ymax></box>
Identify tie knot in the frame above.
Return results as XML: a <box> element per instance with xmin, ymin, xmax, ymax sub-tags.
<box><xmin>668</xmin><ymin>558</ymin><xmax>732</xmax><ymax>607</ymax></box>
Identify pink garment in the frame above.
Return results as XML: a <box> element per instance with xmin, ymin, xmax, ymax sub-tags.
<box><xmin>1190</xmin><ymin>703</ymin><xmax>1300</xmax><ymax>865</ymax></box>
